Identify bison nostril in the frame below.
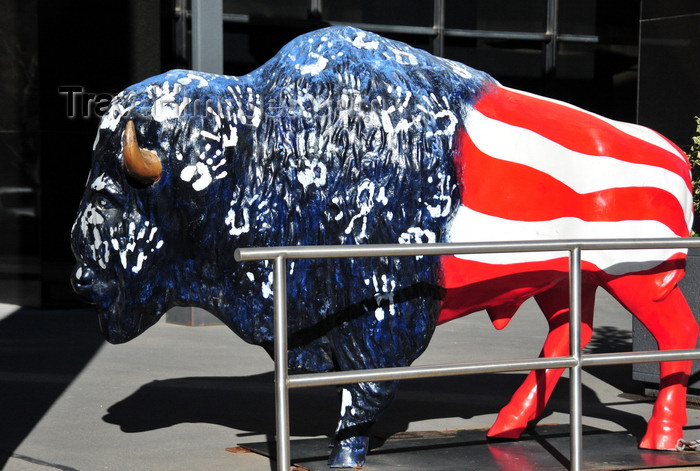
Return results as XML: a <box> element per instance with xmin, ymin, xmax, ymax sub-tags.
<box><xmin>72</xmin><ymin>266</ymin><xmax>95</xmax><ymax>291</ymax></box>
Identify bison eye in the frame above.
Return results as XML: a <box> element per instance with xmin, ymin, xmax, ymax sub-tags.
<box><xmin>94</xmin><ymin>194</ymin><xmax>115</xmax><ymax>211</ymax></box>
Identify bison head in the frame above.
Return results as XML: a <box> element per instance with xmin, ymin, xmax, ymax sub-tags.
<box><xmin>71</xmin><ymin>115</ymin><xmax>171</xmax><ymax>343</ymax></box>
<box><xmin>71</xmin><ymin>71</ymin><xmax>248</xmax><ymax>343</ymax></box>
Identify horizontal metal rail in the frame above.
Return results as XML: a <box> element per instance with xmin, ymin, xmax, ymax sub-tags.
<box><xmin>288</xmin><ymin>349</ymin><xmax>700</xmax><ymax>390</ymax></box>
<box><xmin>235</xmin><ymin>238</ymin><xmax>700</xmax><ymax>471</ymax></box>
<box><xmin>235</xmin><ymin>237</ymin><xmax>700</xmax><ymax>261</ymax></box>
<box><xmin>289</xmin><ymin>356</ymin><xmax>578</xmax><ymax>389</ymax></box>
<box><xmin>581</xmin><ymin>349</ymin><xmax>700</xmax><ymax>367</ymax></box>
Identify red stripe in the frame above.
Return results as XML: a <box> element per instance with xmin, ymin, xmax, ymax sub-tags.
<box><xmin>437</xmin><ymin>254</ymin><xmax>686</xmax><ymax>324</ymax></box>
<box><xmin>474</xmin><ymin>86</ymin><xmax>691</xmax><ymax>190</ymax></box>
<box><xmin>454</xmin><ymin>130</ymin><xmax>689</xmax><ymax>235</ymax></box>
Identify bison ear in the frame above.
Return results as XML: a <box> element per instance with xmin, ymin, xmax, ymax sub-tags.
<box><xmin>122</xmin><ymin>120</ymin><xmax>162</xmax><ymax>185</ymax></box>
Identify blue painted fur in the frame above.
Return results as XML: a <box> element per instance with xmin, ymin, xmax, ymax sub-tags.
<box><xmin>71</xmin><ymin>26</ymin><xmax>496</xmax><ymax>467</ymax></box>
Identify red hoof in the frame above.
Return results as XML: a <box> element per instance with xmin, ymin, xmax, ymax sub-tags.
<box><xmin>639</xmin><ymin>419</ymin><xmax>683</xmax><ymax>451</ymax></box>
<box><xmin>487</xmin><ymin>412</ymin><xmax>528</xmax><ymax>439</ymax></box>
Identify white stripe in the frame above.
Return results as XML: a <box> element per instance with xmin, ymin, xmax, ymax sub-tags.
<box><xmin>465</xmin><ymin>109</ymin><xmax>691</xmax><ymax>215</ymax></box>
<box><xmin>447</xmin><ymin>205</ymin><xmax>685</xmax><ymax>276</ymax></box>
<box><xmin>603</xmin><ymin>120</ymin><xmax>686</xmax><ymax>162</ymax></box>
<box><xmin>502</xmin><ymin>86</ymin><xmax>686</xmax><ymax>161</ymax></box>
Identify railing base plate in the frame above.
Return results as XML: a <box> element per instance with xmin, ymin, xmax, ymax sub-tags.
<box><xmin>237</xmin><ymin>424</ymin><xmax>700</xmax><ymax>470</ymax></box>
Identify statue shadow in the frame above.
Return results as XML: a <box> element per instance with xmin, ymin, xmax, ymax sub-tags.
<box><xmin>374</xmin><ymin>373</ymin><xmax>651</xmax><ymax>444</ymax></box>
<box><xmin>103</xmin><ymin>369</ymin><xmax>651</xmax><ymax>460</ymax></box>
<box><xmin>103</xmin><ymin>323</ymin><xmax>699</xmax><ymax>471</ymax></box>
<box><xmin>104</xmin><ymin>326</ymin><xmax>657</xmax><ymax>448</ymax></box>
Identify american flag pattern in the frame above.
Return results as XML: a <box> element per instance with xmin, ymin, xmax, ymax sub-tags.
<box><xmin>439</xmin><ymin>84</ymin><xmax>692</xmax><ymax>324</ymax></box>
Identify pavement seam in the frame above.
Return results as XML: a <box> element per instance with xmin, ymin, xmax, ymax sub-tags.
<box><xmin>1</xmin><ymin>450</ymin><xmax>80</xmax><ymax>471</ymax></box>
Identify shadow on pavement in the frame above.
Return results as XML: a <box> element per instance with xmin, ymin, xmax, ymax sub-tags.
<box><xmin>100</xmin><ymin>322</ymin><xmax>674</xmax><ymax>468</ymax></box>
<box><xmin>0</xmin><ymin>307</ymin><xmax>104</xmax><ymax>468</ymax></box>
<box><xmin>103</xmin><ymin>372</ymin><xmax>338</xmax><ymax>438</ymax></box>
<box><xmin>103</xmin><ymin>370</ymin><xmax>650</xmax><ymax>449</ymax></box>
<box><xmin>584</xmin><ymin>325</ymin><xmax>643</xmax><ymax>395</ymax></box>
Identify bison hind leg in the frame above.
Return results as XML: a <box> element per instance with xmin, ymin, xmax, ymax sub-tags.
<box><xmin>329</xmin><ymin>381</ymin><xmax>398</xmax><ymax>468</ymax></box>
<box><xmin>603</xmin><ymin>276</ymin><xmax>698</xmax><ymax>450</ymax></box>
<box><xmin>488</xmin><ymin>283</ymin><xmax>597</xmax><ymax>439</ymax></box>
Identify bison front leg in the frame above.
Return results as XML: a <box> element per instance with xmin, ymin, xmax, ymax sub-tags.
<box><xmin>329</xmin><ymin>381</ymin><xmax>398</xmax><ymax>468</ymax></box>
<box><xmin>488</xmin><ymin>283</ymin><xmax>596</xmax><ymax>439</ymax></box>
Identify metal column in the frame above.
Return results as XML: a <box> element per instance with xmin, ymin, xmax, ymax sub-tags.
<box><xmin>544</xmin><ymin>0</ymin><xmax>560</xmax><ymax>77</ymax></box>
<box><xmin>432</xmin><ymin>0</ymin><xmax>446</xmax><ymax>57</ymax></box>
<box><xmin>309</xmin><ymin>0</ymin><xmax>323</xmax><ymax>18</ymax></box>
<box><xmin>192</xmin><ymin>0</ymin><xmax>223</xmax><ymax>74</ymax></box>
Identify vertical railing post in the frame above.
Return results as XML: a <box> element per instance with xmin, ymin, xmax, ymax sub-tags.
<box><xmin>568</xmin><ymin>247</ymin><xmax>582</xmax><ymax>471</ymax></box>
<box><xmin>432</xmin><ymin>0</ymin><xmax>445</xmax><ymax>56</ymax></box>
<box><xmin>273</xmin><ymin>255</ymin><xmax>291</xmax><ymax>471</ymax></box>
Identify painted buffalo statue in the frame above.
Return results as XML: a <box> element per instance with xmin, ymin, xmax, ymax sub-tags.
<box><xmin>71</xmin><ymin>26</ymin><xmax>698</xmax><ymax>467</ymax></box>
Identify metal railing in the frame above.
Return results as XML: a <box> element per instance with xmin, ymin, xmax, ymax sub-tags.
<box><xmin>235</xmin><ymin>238</ymin><xmax>700</xmax><ymax>471</ymax></box>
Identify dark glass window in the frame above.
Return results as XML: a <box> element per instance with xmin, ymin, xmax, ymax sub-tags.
<box><xmin>223</xmin><ymin>0</ymin><xmax>309</xmax><ymax>19</ymax></box>
<box><xmin>324</xmin><ymin>0</ymin><xmax>433</xmax><ymax>27</ymax></box>
<box><xmin>445</xmin><ymin>0</ymin><xmax>548</xmax><ymax>32</ymax></box>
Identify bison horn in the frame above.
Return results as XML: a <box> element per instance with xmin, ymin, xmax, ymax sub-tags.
<box><xmin>122</xmin><ymin>120</ymin><xmax>162</xmax><ymax>184</ymax></box>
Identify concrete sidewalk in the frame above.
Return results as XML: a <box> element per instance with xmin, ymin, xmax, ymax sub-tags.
<box><xmin>1</xmin><ymin>292</ymin><xmax>700</xmax><ymax>470</ymax></box>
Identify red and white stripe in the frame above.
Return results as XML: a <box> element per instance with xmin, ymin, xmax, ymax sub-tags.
<box><xmin>445</xmin><ymin>85</ymin><xmax>692</xmax><ymax>278</ymax></box>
